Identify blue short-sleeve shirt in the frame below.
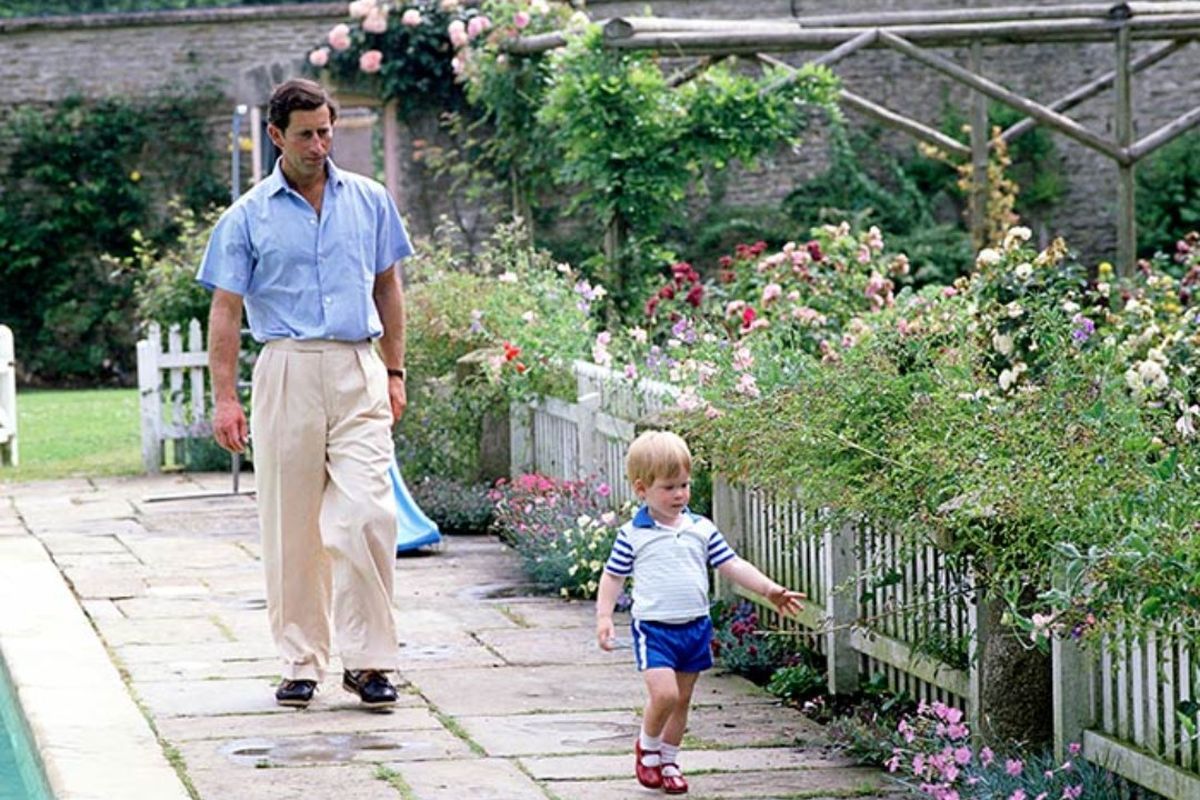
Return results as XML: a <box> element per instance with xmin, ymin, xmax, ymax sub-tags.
<box><xmin>196</xmin><ymin>158</ymin><xmax>412</xmax><ymax>342</ymax></box>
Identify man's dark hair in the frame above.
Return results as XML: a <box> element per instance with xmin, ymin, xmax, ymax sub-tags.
<box><xmin>268</xmin><ymin>79</ymin><xmax>338</xmax><ymax>132</ymax></box>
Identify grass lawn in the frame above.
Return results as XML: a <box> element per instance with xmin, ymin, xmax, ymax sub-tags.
<box><xmin>0</xmin><ymin>388</ymin><xmax>141</xmax><ymax>483</ymax></box>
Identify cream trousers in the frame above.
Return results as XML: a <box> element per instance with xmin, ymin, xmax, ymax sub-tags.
<box><xmin>251</xmin><ymin>339</ymin><xmax>398</xmax><ymax>681</ymax></box>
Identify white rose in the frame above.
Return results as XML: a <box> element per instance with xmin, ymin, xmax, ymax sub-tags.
<box><xmin>976</xmin><ymin>248</ymin><xmax>1002</xmax><ymax>268</ymax></box>
<box><xmin>992</xmin><ymin>332</ymin><xmax>1014</xmax><ymax>356</ymax></box>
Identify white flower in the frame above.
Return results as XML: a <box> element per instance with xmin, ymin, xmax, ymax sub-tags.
<box><xmin>1003</xmin><ymin>226</ymin><xmax>1032</xmax><ymax>251</ymax></box>
<box><xmin>1013</xmin><ymin>262</ymin><xmax>1033</xmax><ymax>281</ymax></box>
<box><xmin>735</xmin><ymin>373</ymin><xmax>761</xmax><ymax>398</ymax></box>
<box><xmin>1097</xmin><ymin>281</ymin><xmax>1111</xmax><ymax>297</ymax></box>
<box><xmin>629</xmin><ymin>327</ymin><xmax>647</xmax><ymax>344</ymax></box>
<box><xmin>521</xmin><ymin>310</ymin><xmax>536</xmax><ymax>324</ymax></box>
<box><xmin>1061</xmin><ymin>300</ymin><xmax>1080</xmax><ymax>314</ymax></box>
<box><xmin>976</xmin><ymin>248</ymin><xmax>1002</xmax><ymax>268</ymax></box>
<box><xmin>998</xmin><ymin>362</ymin><xmax>1027</xmax><ymax>392</ymax></box>
<box><xmin>348</xmin><ymin>0</ymin><xmax>373</xmax><ymax>19</ymax></box>
<box><xmin>1006</xmin><ymin>302</ymin><xmax>1024</xmax><ymax>319</ymax></box>
<box><xmin>497</xmin><ymin>271</ymin><xmax>518</xmax><ymax>283</ymax></box>
<box><xmin>992</xmin><ymin>332</ymin><xmax>1014</xmax><ymax>356</ymax></box>
<box><xmin>1176</xmin><ymin>405</ymin><xmax>1199</xmax><ymax>439</ymax></box>
<box><xmin>676</xmin><ymin>386</ymin><xmax>702</xmax><ymax>412</ymax></box>
<box><xmin>576</xmin><ymin>515</ymin><xmax>591</xmax><ymax>527</ymax></box>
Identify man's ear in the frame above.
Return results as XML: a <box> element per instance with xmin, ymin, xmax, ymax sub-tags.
<box><xmin>266</xmin><ymin>123</ymin><xmax>285</xmax><ymax>149</ymax></box>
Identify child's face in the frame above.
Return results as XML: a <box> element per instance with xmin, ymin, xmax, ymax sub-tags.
<box><xmin>637</xmin><ymin>469</ymin><xmax>692</xmax><ymax>523</ymax></box>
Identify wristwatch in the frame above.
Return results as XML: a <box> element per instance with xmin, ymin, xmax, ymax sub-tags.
<box><xmin>386</xmin><ymin>368</ymin><xmax>407</xmax><ymax>380</ymax></box>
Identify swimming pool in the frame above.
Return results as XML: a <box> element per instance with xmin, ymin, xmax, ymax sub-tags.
<box><xmin>0</xmin><ymin>654</ymin><xmax>52</xmax><ymax>800</ymax></box>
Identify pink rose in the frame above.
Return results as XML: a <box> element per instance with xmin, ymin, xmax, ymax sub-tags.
<box><xmin>308</xmin><ymin>47</ymin><xmax>330</xmax><ymax>67</ymax></box>
<box><xmin>359</xmin><ymin>49</ymin><xmax>383</xmax><ymax>73</ymax></box>
<box><xmin>348</xmin><ymin>0</ymin><xmax>372</xmax><ymax>19</ymax></box>
<box><xmin>467</xmin><ymin>14</ymin><xmax>491</xmax><ymax>38</ymax></box>
<box><xmin>362</xmin><ymin>7</ymin><xmax>388</xmax><ymax>34</ymax></box>
<box><xmin>401</xmin><ymin>8</ymin><xmax>422</xmax><ymax>26</ymax></box>
<box><xmin>328</xmin><ymin>23</ymin><xmax>352</xmax><ymax>51</ymax></box>
<box><xmin>448</xmin><ymin>19</ymin><xmax>469</xmax><ymax>48</ymax></box>
<box><xmin>513</xmin><ymin>11</ymin><xmax>531</xmax><ymax>29</ymax></box>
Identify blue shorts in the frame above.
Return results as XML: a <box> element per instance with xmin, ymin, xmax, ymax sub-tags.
<box><xmin>631</xmin><ymin>617</ymin><xmax>714</xmax><ymax>673</ymax></box>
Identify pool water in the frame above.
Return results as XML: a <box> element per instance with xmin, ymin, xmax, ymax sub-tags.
<box><xmin>0</xmin><ymin>656</ymin><xmax>51</xmax><ymax>800</ymax></box>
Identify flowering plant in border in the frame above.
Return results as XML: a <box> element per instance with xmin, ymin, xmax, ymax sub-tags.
<box><xmin>886</xmin><ymin>701</ymin><xmax>1128</xmax><ymax>800</ymax></box>
<box><xmin>488</xmin><ymin>473</ymin><xmax>631</xmax><ymax>603</ymax></box>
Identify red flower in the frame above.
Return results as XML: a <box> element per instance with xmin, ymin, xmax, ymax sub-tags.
<box><xmin>645</xmin><ymin>296</ymin><xmax>660</xmax><ymax>316</ymax></box>
<box><xmin>685</xmin><ymin>284</ymin><xmax>704</xmax><ymax>307</ymax></box>
<box><xmin>514</xmin><ymin>362</ymin><xmax>527</xmax><ymax>373</ymax></box>
<box><xmin>806</xmin><ymin>240</ymin><xmax>824</xmax><ymax>262</ymax></box>
<box><xmin>742</xmin><ymin>306</ymin><xmax>757</xmax><ymax>327</ymax></box>
<box><xmin>659</xmin><ymin>284</ymin><xmax>676</xmax><ymax>300</ymax></box>
<box><xmin>502</xmin><ymin>341</ymin><xmax>521</xmax><ymax>362</ymax></box>
<box><xmin>751</xmin><ymin>240</ymin><xmax>768</xmax><ymax>256</ymax></box>
<box><xmin>718</xmin><ymin>269</ymin><xmax>736</xmax><ymax>284</ymax></box>
<box><xmin>719</xmin><ymin>255</ymin><xmax>733</xmax><ymax>269</ymax></box>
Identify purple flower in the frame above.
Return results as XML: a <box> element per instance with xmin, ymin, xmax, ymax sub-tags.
<box><xmin>1071</xmin><ymin>313</ymin><xmax>1095</xmax><ymax>343</ymax></box>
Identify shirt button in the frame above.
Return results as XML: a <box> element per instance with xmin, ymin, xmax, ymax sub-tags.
<box><xmin>310</xmin><ymin>218</ymin><xmax>317</xmax><ymax>225</ymax></box>
<box><xmin>324</xmin><ymin>296</ymin><xmax>331</xmax><ymax>305</ymax></box>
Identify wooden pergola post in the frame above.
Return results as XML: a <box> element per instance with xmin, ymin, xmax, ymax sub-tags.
<box><xmin>1115</xmin><ymin>25</ymin><xmax>1137</xmax><ymax>273</ymax></box>
<box><xmin>969</xmin><ymin>41</ymin><xmax>990</xmax><ymax>251</ymax></box>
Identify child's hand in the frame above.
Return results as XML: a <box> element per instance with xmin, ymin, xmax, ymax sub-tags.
<box><xmin>766</xmin><ymin>585</ymin><xmax>806</xmax><ymax>617</ymax></box>
<box><xmin>596</xmin><ymin>616</ymin><xmax>616</xmax><ymax>651</ymax></box>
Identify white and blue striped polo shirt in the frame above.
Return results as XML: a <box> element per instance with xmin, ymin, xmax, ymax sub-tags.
<box><xmin>604</xmin><ymin>506</ymin><xmax>738</xmax><ymax>623</ymax></box>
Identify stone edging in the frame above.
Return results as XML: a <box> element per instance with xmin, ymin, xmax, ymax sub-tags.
<box><xmin>0</xmin><ymin>536</ymin><xmax>190</xmax><ymax>800</ymax></box>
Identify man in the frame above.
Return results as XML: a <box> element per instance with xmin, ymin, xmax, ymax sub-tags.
<box><xmin>198</xmin><ymin>79</ymin><xmax>410</xmax><ymax>709</ymax></box>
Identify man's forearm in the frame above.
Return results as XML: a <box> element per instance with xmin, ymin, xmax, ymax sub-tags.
<box><xmin>208</xmin><ymin>292</ymin><xmax>243</xmax><ymax>403</ymax></box>
<box><xmin>374</xmin><ymin>266</ymin><xmax>406</xmax><ymax>370</ymax></box>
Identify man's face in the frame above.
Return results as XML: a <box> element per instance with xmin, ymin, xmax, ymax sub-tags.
<box><xmin>268</xmin><ymin>105</ymin><xmax>333</xmax><ymax>182</ymax></box>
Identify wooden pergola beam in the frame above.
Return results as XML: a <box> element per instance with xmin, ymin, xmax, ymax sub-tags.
<box><xmin>601</xmin><ymin>17</ymin><xmax>1200</xmax><ymax>53</ymax></box>
<box><xmin>1001</xmin><ymin>38</ymin><xmax>1191</xmax><ymax>142</ymax></box>
<box><xmin>754</xmin><ymin>52</ymin><xmax>971</xmax><ymax>158</ymax></box>
<box><xmin>759</xmin><ymin>29</ymin><xmax>878</xmax><ymax>96</ymax></box>
<box><xmin>1129</xmin><ymin>104</ymin><xmax>1200</xmax><ymax>161</ymax></box>
<box><xmin>877</xmin><ymin>30</ymin><xmax>1130</xmax><ymax>163</ymax></box>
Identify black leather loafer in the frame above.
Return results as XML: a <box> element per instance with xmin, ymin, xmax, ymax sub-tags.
<box><xmin>275</xmin><ymin>678</ymin><xmax>317</xmax><ymax>708</ymax></box>
<box><xmin>342</xmin><ymin>669</ymin><xmax>397</xmax><ymax>708</ymax></box>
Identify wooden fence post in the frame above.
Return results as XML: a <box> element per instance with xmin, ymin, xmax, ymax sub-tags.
<box><xmin>0</xmin><ymin>324</ymin><xmax>17</xmax><ymax>467</ymax></box>
<box><xmin>575</xmin><ymin>392</ymin><xmax>600</xmax><ymax>481</ymax></box>
<box><xmin>137</xmin><ymin>323</ymin><xmax>163</xmax><ymax>474</ymax></box>
<box><xmin>1054</xmin><ymin>636</ymin><xmax>1096</xmax><ymax>761</ymax></box>
<box><xmin>509</xmin><ymin>400</ymin><xmax>533</xmax><ymax>475</ymax></box>
<box><xmin>711</xmin><ymin>475</ymin><xmax>746</xmax><ymax>601</ymax></box>
<box><xmin>824</xmin><ymin>521</ymin><xmax>860</xmax><ymax>695</ymax></box>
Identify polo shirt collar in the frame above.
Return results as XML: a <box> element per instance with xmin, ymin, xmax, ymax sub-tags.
<box><xmin>632</xmin><ymin>505</ymin><xmax>696</xmax><ymax>528</ymax></box>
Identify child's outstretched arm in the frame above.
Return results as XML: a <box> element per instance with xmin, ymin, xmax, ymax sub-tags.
<box><xmin>717</xmin><ymin>557</ymin><xmax>805</xmax><ymax>617</ymax></box>
<box><xmin>595</xmin><ymin>571</ymin><xmax>625</xmax><ymax>650</ymax></box>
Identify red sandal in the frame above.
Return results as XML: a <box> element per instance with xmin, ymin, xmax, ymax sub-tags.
<box><xmin>634</xmin><ymin>738</ymin><xmax>663</xmax><ymax>789</ymax></box>
<box><xmin>661</xmin><ymin>764</ymin><xmax>688</xmax><ymax>795</ymax></box>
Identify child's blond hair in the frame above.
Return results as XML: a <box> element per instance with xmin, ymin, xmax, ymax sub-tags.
<box><xmin>626</xmin><ymin>430</ymin><xmax>692</xmax><ymax>487</ymax></box>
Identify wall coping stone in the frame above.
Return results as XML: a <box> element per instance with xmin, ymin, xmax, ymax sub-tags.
<box><xmin>0</xmin><ymin>2</ymin><xmax>344</xmax><ymax>34</ymax></box>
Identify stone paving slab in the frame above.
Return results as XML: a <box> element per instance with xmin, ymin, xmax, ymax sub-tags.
<box><xmin>519</xmin><ymin>745</ymin><xmax>858</xmax><ymax>780</ymax></box>
<box><xmin>157</xmin><ymin>706</ymin><xmax>444</xmax><ymax>743</ymax></box>
<box><xmin>382</xmin><ymin>757</ymin><xmax>547</xmax><ymax>800</ymax></box>
<box><xmin>455</xmin><ymin>710</ymin><xmax>641</xmax><ymax>756</ymax></box>
<box><xmin>121</xmin><ymin>653</ymin><xmax>282</xmax><ymax>683</ymax></box>
<box><xmin>395</xmin><ymin>631</ymin><xmax>505</xmax><ymax>670</ymax></box>
<box><xmin>187</xmin><ymin>763</ymin><xmax>401</xmax><ymax>800</ymax></box>
<box><xmin>545</xmin><ymin>766</ymin><xmax>892</xmax><ymax>800</ymax></box>
<box><xmin>177</xmin><ymin>725</ymin><xmax>474</xmax><ymax>770</ymax></box>
<box><xmin>475</xmin><ymin>625</ymin><xmax>632</xmax><ymax>667</ymax></box>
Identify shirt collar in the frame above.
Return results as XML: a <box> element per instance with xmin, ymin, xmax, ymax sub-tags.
<box><xmin>632</xmin><ymin>505</ymin><xmax>695</xmax><ymax>528</ymax></box>
<box><xmin>264</xmin><ymin>157</ymin><xmax>346</xmax><ymax>197</ymax></box>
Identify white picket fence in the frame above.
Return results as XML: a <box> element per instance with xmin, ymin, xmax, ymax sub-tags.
<box><xmin>509</xmin><ymin>360</ymin><xmax>677</xmax><ymax>508</ymax></box>
<box><xmin>514</xmin><ymin>363</ymin><xmax>1199</xmax><ymax>798</ymax></box>
<box><xmin>136</xmin><ymin>320</ymin><xmax>212</xmax><ymax>473</ymax></box>
<box><xmin>0</xmin><ymin>324</ymin><xmax>17</xmax><ymax>467</ymax></box>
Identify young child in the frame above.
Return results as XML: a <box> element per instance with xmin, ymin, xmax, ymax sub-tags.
<box><xmin>596</xmin><ymin>430</ymin><xmax>805</xmax><ymax>795</ymax></box>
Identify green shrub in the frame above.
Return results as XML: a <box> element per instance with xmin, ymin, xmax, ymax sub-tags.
<box><xmin>407</xmin><ymin>476</ymin><xmax>494</xmax><ymax>534</ymax></box>
<box><xmin>1137</xmin><ymin>130</ymin><xmax>1200</xmax><ymax>258</ymax></box>
<box><xmin>0</xmin><ymin>90</ymin><xmax>224</xmax><ymax>383</ymax></box>
<box><xmin>766</xmin><ymin>663</ymin><xmax>826</xmax><ymax>704</ymax></box>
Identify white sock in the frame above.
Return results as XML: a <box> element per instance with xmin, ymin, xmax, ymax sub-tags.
<box><xmin>639</xmin><ymin>731</ymin><xmax>662</xmax><ymax>766</ymax></box>
<box><xmin>661</xmin><ymin>742</ymin><xmax>681</xmax><ymax>773</ymax></box>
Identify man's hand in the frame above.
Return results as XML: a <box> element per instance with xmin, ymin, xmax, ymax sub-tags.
<box><xmin>765</xmin><ymin>584</ymin><xmax>806</xmax><ymax>617</ymax></box>
<box><xmin>212</xmin><ymin>397</ymin><xmax>248</xmax><ymax>453</ymax></box>
<box><xmin>596</xmin><ymin>615</ymin><xmax>616</xmax><ymax>651</ymax></box>
<box><xmin>387</xmin><ymin>375</ymin><xmax>407</xmax><ymax>423</ymax></box>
